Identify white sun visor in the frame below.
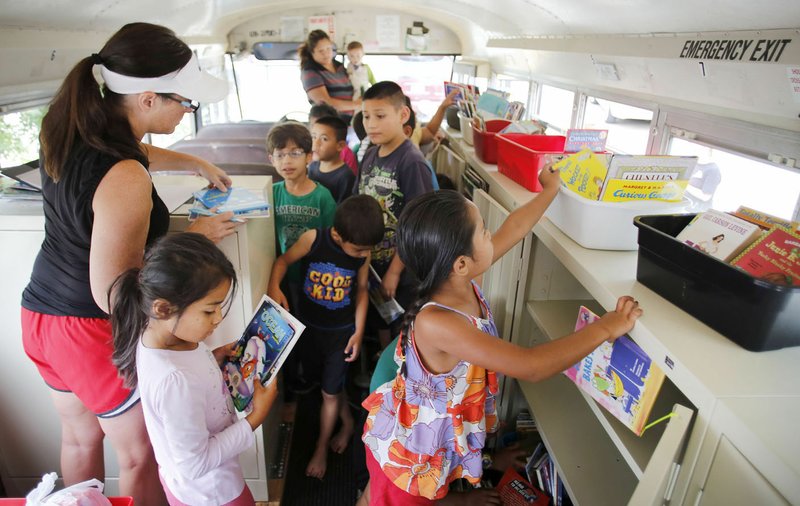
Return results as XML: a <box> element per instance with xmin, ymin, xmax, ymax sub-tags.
<box><xmin>99</xmin><ymin>53</ymin><xmax>228</xmax><ymax>103</ymax></box>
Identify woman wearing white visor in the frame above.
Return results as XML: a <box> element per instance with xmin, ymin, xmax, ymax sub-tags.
<box><xmin>21</xmin><ymin>23</ymin><xmax>236</xmax><ymax>505</ymax></box>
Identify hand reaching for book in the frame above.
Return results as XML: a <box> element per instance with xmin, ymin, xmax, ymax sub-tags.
<box><xmin>245</xmin><ymin>379</ymin><xmax>278</xmax><ymax>431</ymax></box>
<box><xmin>538</xmin><ymin>159</ymin><xmax>560</xmax><ymax>193</ymax></box>
<box><xmin>595</xmin><ymin>295</ymin><xmax>643</xmax><ymax>342</ymax></box>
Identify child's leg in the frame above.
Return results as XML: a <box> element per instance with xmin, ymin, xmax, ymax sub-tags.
<box><xmin>330</xmin><ymin>390</ymin><xmax>354</xmax><ymax>453</ymax></box>
<box><xmin>306</xmin><ymin>388</ymin><xmax>339</xmax><ymax>479</ymax></box>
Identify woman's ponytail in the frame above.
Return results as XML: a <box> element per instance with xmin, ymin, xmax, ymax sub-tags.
<box><xmin>109</xmin><ymin>268</ymin><xmax>147</xmax><ymax>388</ymax></box>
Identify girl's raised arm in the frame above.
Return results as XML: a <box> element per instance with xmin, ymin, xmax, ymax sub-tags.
<box><xmin>490</xmin><ymin>164</ymin><xmax>560</xmax><ymax>263</ymax></box>
<box><xmin>415</xmin><ymin>296</ymin><xmax>642</xmax><ymax>382</ymax></box>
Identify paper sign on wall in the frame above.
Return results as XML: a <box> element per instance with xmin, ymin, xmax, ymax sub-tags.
<box><xmin>308</xmin><ymin>15</ymin><xmax>335</xmax><ymax>40</ymax></box>
<box><xmin>788</xmin><ymin>67</ymin><xmax>800</xmax><ymax>103</ymax></box>
<box><xmin>281</xmin><ymin>16</ymin><xmax>305</xmax><ymax>42</ymax></box>
<box><xmin>376</xmin><ymin>15</ymin><xmax>400</xmax><ymax>49</ymax></box>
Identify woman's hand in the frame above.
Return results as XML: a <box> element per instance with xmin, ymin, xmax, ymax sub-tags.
<box><xmin>198</xmin><ymin>161</ymin><xmax>232</xmax><ymax>192</ymax></box>
<box><xmin>186</xmin><ymin>210</ymin><xmax>243</xmax><ymax>243</ymax></box>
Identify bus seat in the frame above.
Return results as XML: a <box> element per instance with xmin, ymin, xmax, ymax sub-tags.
<box><xmin>214</xmin><ymin>162</ymin><xmax>282</xmax><ymax>181</ymax></box>
<box><xmin>195</xmin><ymin>122</ymin><xmax>274</xmax><ymax>141</ymax></box>
<box><xmin>169</xmin><ymin>139</ymin><xmax>268</xmax><ymax>165</ymax></box>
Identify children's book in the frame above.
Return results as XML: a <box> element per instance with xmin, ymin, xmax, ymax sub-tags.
<box><xmin>564</xmin><ymin>306</ymin><xmax>665</xmax><ymax>436</ymax></box>
<box><xmin>599</xmin><ymin>179</ymin><xmax>689</xmax><ymax>203</ymax></box>
<box><xmin>732</xmin><ymin>205</ymin><xmax>800</xmax><ymax>233</ymax></box>
<box><xmin>598</xmin><ymin>155</ymin><xmax>697</xmax><ymax>202</ymax></box>
<box><xmin>222</xmin><ymin>295</ymin><xmax>305</xmax><ymax>412</ymax></box>
<box><xmin>496</xmin><ymin>467</ymin><xmax>550</xmax><ymax>506</ymax></box>
<box><xmin>525</xmin><ymin>441</ymin><xmax>546</xmax><ymax>486</ymax></box>
<box><xmin>192</xmin><ymin>186</ymin><xmax>270</xmax><ymax>217</ymax></box>
<box><xmin>555</xmin><ymin>148</ymin><xmax>611</xmax><ymax>201</ymax></box>
<box><xmin>731</xmin><ymin>226</ymin><xmax>800</xmax><ymax>285</ymax></box>
<box><xmin>675</xmin><ymin>209</ymin><xmax>763</xmax><ymax>262</ymax></box>
<box><xmin>564</xmin><ymin>129</ymin><xmax>608</xmax><ymax>153</ymax></box>
<box><xmin>367</xmin><ymin>265</ymin><xmax>405</xmax><ymax>324</ymax></box>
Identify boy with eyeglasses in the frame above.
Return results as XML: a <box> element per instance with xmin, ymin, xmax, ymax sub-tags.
<box><xmin>267</xmin><ymin>121</ymin><xmax>336</xmax><ymax>398</ymax></box>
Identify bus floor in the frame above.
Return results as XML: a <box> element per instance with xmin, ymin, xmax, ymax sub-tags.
<box><xmin>279</xmin><ymin>341</ymin><xmax>377</xmax><ymax>506</ymax></box>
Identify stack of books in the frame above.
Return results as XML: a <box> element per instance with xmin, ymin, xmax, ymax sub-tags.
<box><xmin>189</xmin><ymin>186</ymin><xmax>270</xmax><ymax>220</ymax></box>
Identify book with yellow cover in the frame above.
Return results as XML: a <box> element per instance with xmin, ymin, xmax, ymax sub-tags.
<box><xmin>555</xmin><ymin>148</ymin><xmax>611</xmax><ymax>200</ymax></box>
<box><xmin>600</xmin><ymin>179</ymin><xmax>689</xmax><ymax>203</ymax></box>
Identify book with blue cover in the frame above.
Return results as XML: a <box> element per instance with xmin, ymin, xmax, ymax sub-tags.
<box><xmin>191</xmin><ymin>186</ymin><xmax>270</xmax><ymax>217</ymax></box>
<box><xmin>222</xmin><ymin>295</ymin><xmax>305</xmax><ymax>412</ymax></box>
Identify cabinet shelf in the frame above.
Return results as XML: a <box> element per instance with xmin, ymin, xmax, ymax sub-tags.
<box><xmin>525</xmin><ymin>300</ymin><xmax>686</xmax><ymax>478</ymax></box>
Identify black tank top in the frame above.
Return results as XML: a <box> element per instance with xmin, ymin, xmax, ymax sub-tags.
<box><xmin>299</xmin><ymin>228</ymin><xmax>366</xmax><ymax>329</ymax></box>
<box><xmin>22</xmin><ymin>142</ymin><xmax>169</xmax><ymax>318</ymax></box>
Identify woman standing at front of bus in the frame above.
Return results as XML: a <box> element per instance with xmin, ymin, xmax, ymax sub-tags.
<box><xmin>20</xmin><ymin>23</ymin><xmax>239</xmax><ymax>505</ymax></box>
<box><xmin>299</xmin><ymin>29</ymin><xmax>361</xmax><ymax>123</ymax></box>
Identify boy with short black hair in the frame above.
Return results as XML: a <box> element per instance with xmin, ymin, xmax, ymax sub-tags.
<box><xmin>309</xmin><ymin>103</ymin><xmax>359</xmax><ymax>173</ymax></box>
<box><xmin>267</xmin><ymin>121</ymin><xmax>337</xmax><ymax>396</ymax></box>
<box><xmin>356</xmin><ymin>81</ymin><xmax>435</xmax><ymax>345</ymax></box>
<box><xmin>309</xmin><ymin>115</ymin><xmax>356</xmax><ymax>203</ymax></box>
<box><xmin>268</xmin><ymin>195</ymin><xmax>384</xmax><ymax>480</ymax></box>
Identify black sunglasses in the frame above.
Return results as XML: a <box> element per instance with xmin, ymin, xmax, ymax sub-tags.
<box><xmin>159</xmin><ymin>93</ymin><xmax>199</xmax><ymax>112</ymax></box>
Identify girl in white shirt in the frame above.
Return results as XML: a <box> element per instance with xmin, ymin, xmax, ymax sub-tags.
<box><xmin>110</xmin><ymin>232</ymin><xmax>277</xmax><ymax>506</ymax></box>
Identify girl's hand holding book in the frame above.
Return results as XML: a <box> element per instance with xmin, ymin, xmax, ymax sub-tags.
<box><xmin>212</xmin><ymin>342</ymin><xmax>238</xmax><ymax>366</ymax></box>
<box><xmin>538</xmin><ymin>160</ymin><xmax>561</xmax><ymax>192</ymax></box>
<box><xmin>595</xmin><ymin>295</ymin><xmax>643</xmax><ymax>342</ymax></box>
<box><xmin>246</xmin><ymin>380</ymin><xmax>278</xmax><ymax>431</ymax></box>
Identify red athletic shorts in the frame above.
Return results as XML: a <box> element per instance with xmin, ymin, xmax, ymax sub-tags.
<box><xmin>21</xmin><ymin>307</ymin><xmax>139</xmax><ymax>418</ymax></box>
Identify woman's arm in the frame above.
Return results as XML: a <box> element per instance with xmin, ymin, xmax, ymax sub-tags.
<box><xmin>142</xmin><ymin>143</ymin><xmax>232</xmax><ymax>191</ymax></box>
<box><xmin>414</xmin><ymin>296</ymin><xmax>641</xmax><ymax>382</ymax></box>
<box><xmin>306</xmin><ymin>86</ymin><xmax>361</xmax><ymax>113</ymax></box>
<box><xmin>490</xmin><ymin>165</ymin><xmax>560</xmax><ymax>262</ymax></box>
<box><xmin>90</xmin><ymin>160</ymin><xmax>153</xmax><ymax>313</ymax></box>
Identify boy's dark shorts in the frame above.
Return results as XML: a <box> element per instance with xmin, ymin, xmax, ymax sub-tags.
<box><xmin>303</xmin><ymin>325</ymin><xmax>354</xmax><ymax>395</ymax></box>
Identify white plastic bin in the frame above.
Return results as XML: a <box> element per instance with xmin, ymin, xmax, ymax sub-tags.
<box><xmin>545</xmin><ymin>187</ymin><xmax>708</xmax><ymax>250</ymax></box>
<box><xmin>459</xmin><ymin>113</ymin><xmax>474</xmax><ymax>146</ymax></box>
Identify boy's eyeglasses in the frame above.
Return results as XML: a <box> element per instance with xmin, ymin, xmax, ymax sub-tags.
<box><xmin>160</xmin><ymin>94</ymin><xmax>199</xmax><ymax>112</ymax></box>
<box><xmin>272</xmin><ymin>149</ymin><xmax>307</xmax><ymax>160</ymax></box>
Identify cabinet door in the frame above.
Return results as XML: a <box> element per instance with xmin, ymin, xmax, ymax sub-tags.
<box><xmin>434</xmin><ymin>144</ymin><xmax>466</xmax><ymax>193</ymax></box>
<box><xmin>696</xmin><ymin>436</ymin><xmax>788</xmax><ymax>506</ymax></box>
<box><xmin>472</xmin><ymin>189</ymin><xmax>529</xmax><ymax>343</ymax></box>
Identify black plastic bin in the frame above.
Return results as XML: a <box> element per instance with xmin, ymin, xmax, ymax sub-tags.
<box><xmin>633</xmin><ymin>214</ymin><xmax>800</xmax><ymax>352</ymax></box>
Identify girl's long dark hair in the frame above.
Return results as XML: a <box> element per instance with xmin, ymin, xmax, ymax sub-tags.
<box><xmin>395</xmin><ymin>190</ymin><xmax>476</xmax><ymax>374</ymax></box>
<box><xmin>110</xmin><ymin>233</ymin><xmax>237</xmax><ymax>388</ymax></box>
<box><xmin>39</xmin><ymin>22</ymin><xmax>192</xmax><ymax>180</ymax></box>
<box><xmin>298</xmin><ymin>29</ymin><xmax>332</xmax><ymax>70</ymax></box>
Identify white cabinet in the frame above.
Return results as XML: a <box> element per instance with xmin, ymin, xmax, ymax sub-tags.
<box><xmin>0</xmin><ymin>175</ymin><xmax>277</xmax><ymax>501</ymax></box>
<box><xmin>445</xmin><ymin>127</ymin><xmax>800</xmax><ymax>506</ymax></box>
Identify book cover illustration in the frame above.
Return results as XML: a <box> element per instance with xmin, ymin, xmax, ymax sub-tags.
<box><xmin>731</xmin><ymin>226</ymin><xmax>800</xmax><ymax>285</ymax></box>
<box><xmin>192</xmin><ymin>186</ymin><xmax>270</xmax><ymax>217</ymax></box>
<box><xmin>555</xmin><ymin>148</ymin><xmax>611</xmax><ymax>200</ymax></box>
<box><xmin>367</xmin><ymin>265</ymin><xmax>404</xmax><ymax>324</ymax></box>
<box><xmin>564</xmin><ymin>306</ymin><xmax>665</xmax><ymax>436</ymax></box>
<box><xmin>675</xmin><ymin>209</ymin><xmax>763</xmax><ymax>262</ymax></box>
<box><xmin>223</xmin><ymin>295</ymin><xmax>305</xmax><ymax>412</ymax></box>
<box><xmin>564</xmin><ymin>129</ymin><xmax>608</xmax><ymax>153</ymax></box>
<box><xmin>496</xmin><ymin>466</ymin><xmax>550</xmax><ymax>506</ymax></box>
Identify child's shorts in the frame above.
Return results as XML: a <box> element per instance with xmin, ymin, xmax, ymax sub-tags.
<box><xmin>303</xmin><ymin>325</ymin><xmax>354</xmax><ymax>395</ymax></box>
<box><xmin>21</xmin><ymin>307</ymin><xmax>139</xmax><ymax>418</ymax></box>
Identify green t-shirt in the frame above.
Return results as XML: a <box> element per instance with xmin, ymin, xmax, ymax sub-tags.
<box><xmin>273</xmin><ymin>181</ymin><xmax>336</xmax><ymax>281</ymax></box>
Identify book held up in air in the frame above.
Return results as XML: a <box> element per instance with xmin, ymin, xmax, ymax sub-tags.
<box><xmin>191</xmin><ymin>186</ymin><xmax>271</xmax><ymax>218</ymax></box>
<box><xmin>564</xmin><ymin>306</ymin><xmax>665</xmax><ymax>436</ymax></box>
<box><xmin>222</xmin><ymin>295</ymin><xmax>305</xmax><ymax>412</ymax></box>
<box><xmin>675</xmin><ymin>209</ymin><xmax>763</xmax><ymax>262</ymax></box>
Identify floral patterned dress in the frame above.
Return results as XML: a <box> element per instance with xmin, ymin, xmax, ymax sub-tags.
<box><xmin>361</xmin><ymin>282</ymin><xmax>499</xmax><ymax>500</ymax></box>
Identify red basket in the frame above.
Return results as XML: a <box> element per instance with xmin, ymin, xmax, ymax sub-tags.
<box><xmin>497</xmin><ymin>133</ymin><xmax>566</xmax><ymax>192</ymax></box>
<box><xmin>472</xmin><ymin>120</ymin><xmax>511</xmax><ymax>164</ymax></box>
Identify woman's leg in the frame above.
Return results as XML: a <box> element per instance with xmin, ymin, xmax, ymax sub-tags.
<box><xmin>50</xmin><ymin>390</ymin><xmax>105</xmax><ymax>485</ymax></box>
<box><xmin>99</xmin><ymin>403</ymin><xmax>167</xmax><ymax>505</ymax></box>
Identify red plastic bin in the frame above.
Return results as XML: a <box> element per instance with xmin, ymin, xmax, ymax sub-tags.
<box><xmin>471</xmin><ymin>119</ymin><xmax>511</xmax><ymax>164</ymax></box>
<box><xmin>497</xmin><ymin>133</ymin><xmax>566</xmax><ymax>192</ymax></box>
<box><xmin>0</xmin><ymin>499</ymin><xmax>132</xmax><ymax>505</ymax></box>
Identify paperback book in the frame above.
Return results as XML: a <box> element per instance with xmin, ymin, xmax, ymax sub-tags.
<box><xmin>496</xmin><ymin>467</ymin><xmax>550</xmax><ymax>506</ymax></box>
<box><xmin>192</xmin><ymin>186</ymin><xmax>270</xmax><ymax>217</ymax></box>
<box><xmin>732</xmin><ymin>205</ymin><xmax>800</xmax><ymax>233</ymax></box>
<box><xmin>222</xmin><ymin>295</ymin><xmax>305</xmax><ymax>412</ymax></box>
<box><xmin>599</xmin><ymin>179</ymin><xmax>689</xmax><ymax>203</ymax></box>
<box><xmin>675</xmin><ymin>209</ymin><xmax>763</xmax><ymax>262</ymax></box>
<box><xmin>731</xmin><ymin>226</ymin><xmax>800</xmax><ymax>285</ymax></box>
<box><xmin>564</xmin><ymin>129</ymin><xmax>608</xmax><ymax>153</ymax></box>
<box><xmin>555</xmin><ymin>148</ymin><xmax>611</xmax><ymax>201</ymax></box>
<box><xmin>598</xmin><ymin>155</ymin><xmax>697</xmax><ymax>202</ymax></box>
<box><xmin>564</xmin><ymin>306</ymin><xmax>665</xmax><ymax>436</ymax></box>
<box><xmin>367</xmin><ymin>265</ymin><xmax>404</xmax><ymax>324</ymax></box>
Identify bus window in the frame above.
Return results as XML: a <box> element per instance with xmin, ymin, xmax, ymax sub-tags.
<box><xmin>669</xmin><ymin>137</ymin><xmax>800</xmax><ymax>220</ymax></box>
<box><xmin>492</xmin><ymin>74</ymin><xmax>531</xmax><ymax>117</ymax></box>
<box><xmin>364</xmin><ymin>55</ymin><xmax>454</xmax><ymax>122</ymax></box>
<box><xmin>234</xmin><ymin>56</ymin><xmax>311</xmax><ymax>122</ymax></box>
<box><xmin>582</xmin><ymin>96</ymin><xmax>653</xmax><ymax>154</ymax></box>
<box><xmin>537</xmin><ymin>84</ymin><xmax>574</xmax><ymax>133</ymax></box>
<box><xmin>0</xmin><ymin>106</ymin><xmax>46</xmax><ymax>167</ymax></box>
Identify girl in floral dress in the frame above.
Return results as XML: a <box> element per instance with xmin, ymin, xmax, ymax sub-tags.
<box><xmin>361</xmin><ymin>167</ymin><xmax>643</xmax><ymax>505</ymax></box>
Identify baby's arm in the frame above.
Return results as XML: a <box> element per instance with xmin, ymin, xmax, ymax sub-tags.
<box><xmin>416</xmin><ymin>296</ymin><xmax>641</xmax><ymax>383</ymax></box>
<box><xmin>267</xmin><ymin>229</ymin><xmax>316</xmax><ymax>310</ymax></box>
<box><xmin>345</xmin><ymin>258</ymin><xmax>371</xmax><ymax>363</ymax></box>
<box><xmin>490</xmin><ymin>163</ymin><xmax>560</xmax><ymax>262</ymax></box>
